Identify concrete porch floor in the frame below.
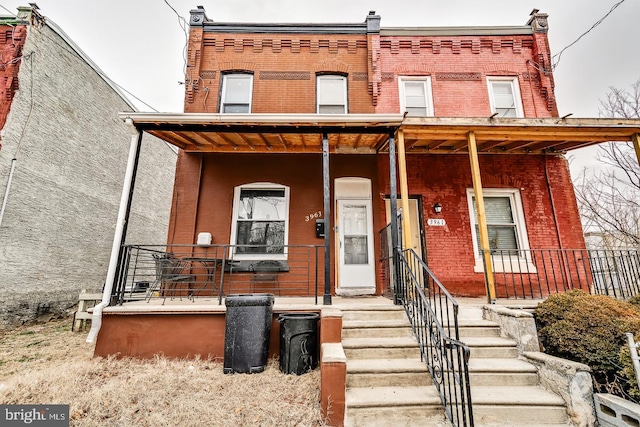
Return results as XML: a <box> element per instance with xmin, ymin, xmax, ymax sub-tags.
<box><xmin>104</xmin><ymin>295</ymin><xmax>544</xmax><ymax>314</ymax></box>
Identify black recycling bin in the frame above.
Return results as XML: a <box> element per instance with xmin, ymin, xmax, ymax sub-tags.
<box><xmin>224</xmin><ymin>293</ymin><xmax>275</xmax><ymax>374</ymax></box>
<box><xmin>278</xmin><ymin>312</ymin><xmax>319</xmax><ymax>375</ymax></box>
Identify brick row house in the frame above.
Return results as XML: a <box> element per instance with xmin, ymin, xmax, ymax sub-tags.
<box><xmin>92</xmin><ymin>8</ymin><xmax>640</xmax><ymax>356</ymax></box>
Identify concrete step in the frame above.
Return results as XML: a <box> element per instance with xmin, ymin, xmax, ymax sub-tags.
<box><xmin>342</xmin><ymin>307</ymin><xmax>407</xmax><ymax>322</ymax></box>
<box><xmin>347</xmin><ymin>358</ymin><xmax>431</xmax><ymax>387</ymax></box>
<box><xmin>343</xmin><ymin>337</ymin><xmax>421</xmax><ymax>359</ymax></box>
<box><xmin>457</xmin><ymin>321</ymin><xmax>501</xmax><ymax>338</ymax></box>
<box><xmin>456</xmin><ymin>306</ymin><xmax>484</xmax><ymax>320</ymax></box>
<box><xmin>345</xmin><ymin>386</ymin><xmax>446</xmax><ymax>427</ymax></box>
<box><xmin>468</xmin><ymin>358</ymin><xmax>539</xmax><ymax>386</ymax></box>
<box><xmin>461</xmin><ymin>336</ymin><xmax>519</xmax><ymax>358</ymax></box>
<box><xmin>471</xmin><ymin>386</ymin><xmax>569</xmax><ymax>425</ymax></box>
<box><xmin>342</xmin><ymin>319</ymin><xmax>414</xmax><ymax>339</ymax></box>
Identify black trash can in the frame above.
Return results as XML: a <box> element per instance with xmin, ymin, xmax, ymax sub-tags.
<box><xmin>224</xmin><ymin>293</ymin><xmax>275</xmax><ymax>374</ymax></box>
<box><xmin>278</xmin><ymin>312</ymin><xmax>319</xmax><ymax>375</ymax></box>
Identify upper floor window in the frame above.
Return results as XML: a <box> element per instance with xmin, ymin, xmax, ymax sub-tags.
<box><xmin>230</xmin><ymin>183</ymin><xmax>290</xmax><ymax>259</ymax></box>
<box><xmin>399</xmin><ymin>76</ymin><xmax>434</xmax><ymax>117</ymax></box>
<box><xmin>220</xmin><ymin>73</ymin><xmax>253</xmax><ymax>113</ymax></box>
<box><xmin>487</xmin><ymin>77</ymin><xmax>523</xmax><ymax>118</ymax></box>
<box><xmin>317</xmin><ymin>75</ymin><xmax>347</xmax><ymax>114</ymax></box>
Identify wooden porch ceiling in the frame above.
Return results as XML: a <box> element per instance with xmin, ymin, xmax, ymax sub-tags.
<box><xmin>121</xmin><ymin>113</ymin><xmax>640</xmax><ymax>155</ymax></box>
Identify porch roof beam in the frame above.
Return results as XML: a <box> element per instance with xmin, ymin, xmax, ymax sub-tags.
<box><xmin>122</xmin><ymin>113</ymin><xmax>640</xmax><ymax>154</ymax></box>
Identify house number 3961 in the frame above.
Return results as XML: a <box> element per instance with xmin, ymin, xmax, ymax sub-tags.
<box><xmin>305</xmin><ymin>211</ymin><xmax>322</xmax><ymax>221</ymax></box>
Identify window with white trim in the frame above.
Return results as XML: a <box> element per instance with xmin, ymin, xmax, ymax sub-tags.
<box><xmin>220</xmin><ymin>73</ymin><xmax>253</xmax><ymax>113</ymax></box>
<box><xmin>399</xmin><ymin>76</ymin><xmax>434</xmax><ymax>117</ymax></box>
<box><xmin>317</xmin><ymin>75</ymin><xmax>347</xmax><ymax>114</ymax></box>
<box><xmin>467</xmin><ymin>188</ymin><xmax>533</xmax><ymax>272</ymax></box>
<box><xmin>230</xmin><ymin>183</ymin><xmax>290</xmax><ymax>259</ymax></box>
<box><xmin>487</xmin><ymin>77</ymin><xmax>523</xmax><ymax>118</ymax></box>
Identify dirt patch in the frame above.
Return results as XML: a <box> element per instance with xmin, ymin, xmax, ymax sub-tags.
<box><xmin>0</xmin><ymin>319</ymin><xmax>326</xmax><ymax>426</ymax></box>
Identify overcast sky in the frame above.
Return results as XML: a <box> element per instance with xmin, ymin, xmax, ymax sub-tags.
<box><xmin>1</xmin><ymin>0</ymin><xmax>638</xmax><ymax>172</ymax></box>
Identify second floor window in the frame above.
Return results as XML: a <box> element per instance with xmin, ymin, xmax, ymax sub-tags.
<box><xmin>399</xmin><ymin>76</ymin><xmax>433</xmax><ymax>117</ymax></box>
<box><xmin>220</xmin><ymin>73</ymin><xmax>253</xmax><ymax>113</ymax></box>
<box><xmin>317</xmin><ymin>75</ymin><xmax>347</xmax><ymax>114</ymax></box>
<box><xmin>487</xmin><ymin>77</ymin><xmax>523</xmax><ymax>118</ymax></box>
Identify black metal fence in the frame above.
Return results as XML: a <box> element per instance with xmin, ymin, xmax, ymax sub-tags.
<box><xmin>112</xmin><ymin>244</ymin><xmax>324</xmax><ymax>305</ymax></box>
<box><xmin>398</xmin><ymin>248</ymin><xmax>474</xmax><ymax>427</ymax></box>
<box><xmin>486</xmin><ymin>248</ymin><xmax>640</xmax><ymax>300</ymax></box>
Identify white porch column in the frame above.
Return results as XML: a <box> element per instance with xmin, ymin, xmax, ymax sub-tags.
<box><xmin>87</xmin><ymin>125</ymin><xmax>143</xmax><ymax>342</ymax></box>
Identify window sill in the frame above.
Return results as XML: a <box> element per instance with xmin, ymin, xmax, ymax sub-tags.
<box><xmin>229</xmin><ymin>260</ymin><xmax>290</xmax><ymax>273</ymax></box>
<box><xmin>473</xmin><ymin>258</ymin><xmax>537</xmax><ymax>274</ymax></box>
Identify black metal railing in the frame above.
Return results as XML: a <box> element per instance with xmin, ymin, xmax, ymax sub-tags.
<box><xmin>485</xmin><ymin>248</ymin><xmax>640</xmax><ymax>300</ymax></box>
<box><xmin>112</xmin><ymin>244</ymin><xmax>324</xmax><ymax>305</ymax></box>
<box><xmin>379</xmin><ymin>218</ymin><xmax>402</xmax><ymax>302</ymax></box>
<box><xmin>398</xmin><ymin>248</ymin><xmax>473</xmax><ymax>427</ymax></box>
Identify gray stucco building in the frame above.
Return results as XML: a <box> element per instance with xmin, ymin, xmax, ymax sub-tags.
<box><xmin>0</xmin><ymin>5</ymin><xmax>176</xmax><ymax>326</ymax></box>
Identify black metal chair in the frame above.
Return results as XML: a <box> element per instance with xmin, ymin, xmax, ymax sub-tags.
<box><xmin>146</xmin><ymin>253</ymin><xmax>196</xmax><ymax>304</ymax></box>
<box><xmin>250</xmin><ymin>260</ymin><xmax>281</xmax><ymax>295</ymax></box>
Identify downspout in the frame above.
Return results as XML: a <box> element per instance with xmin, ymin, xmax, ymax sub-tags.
<box><xmin>0</xmin><ymin>158</ymin><xmax>17</xmax><ymax>226</ymax></box>
<box><xmin>544</xmin><ymin>154</ymin><xmax>572</xmax><ymax>288</ymax></box>
<box><xmin>544</xmin><ymin>154</ymin><xmax>564</xmax><ymax>250</ymax></box>
<box><xmin>87</xmin><ymin>121</ymin><xmax>143</xmax><ymax>343</ymax></box>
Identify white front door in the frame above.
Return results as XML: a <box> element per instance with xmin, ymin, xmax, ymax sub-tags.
<box><xmin>336</xmin><ymin>199</ymin><xmax>376</xmax><ymax>291</ymax></box>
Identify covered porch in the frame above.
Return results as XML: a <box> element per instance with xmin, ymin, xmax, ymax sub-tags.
<box><xmin>101</xmin><ymin>113</ymin><xmax>640</xmax><ymax>307</ymax></box>
<box><xmin>103</xmin><ymin>114</ymin><xmax>640</xmax><ymax>303</ymax></box>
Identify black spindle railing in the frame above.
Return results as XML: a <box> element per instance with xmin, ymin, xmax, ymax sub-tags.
<box><xmin>111</xmin><ymin>244</ymin><xmax>324</xmax><ymax>305</ymax></box>
<box><xmin>397</xmin><ymin>248</ymin><xmax>473</xmax><ymax>427</ymax></box>
<box><xmin>484</xmin><ymin>248</ymin><xmax>640</xmax><ymax>300</ymax></box>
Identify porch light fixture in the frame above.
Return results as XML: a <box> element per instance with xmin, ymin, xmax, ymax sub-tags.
<box><xmin>433</xmin><ymin>203</ymin><xmax>442</xmax><ymax>214</ymax></box>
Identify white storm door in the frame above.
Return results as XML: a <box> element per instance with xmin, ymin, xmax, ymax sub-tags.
<box><xmin>337</xmin><ymin>199</ymin><xmax>375</xmax><ymax>288</ymax></box>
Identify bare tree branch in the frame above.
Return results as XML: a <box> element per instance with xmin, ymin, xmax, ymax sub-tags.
<box><xmin>575</xmin><ymin>78</ymin><xmax>640</xmax><ymax>248</ymax></box>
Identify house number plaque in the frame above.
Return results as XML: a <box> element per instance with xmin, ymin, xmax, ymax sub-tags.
<box><xmin>427</xmin><ymin>218</ymin><xmax>446</xmax><ymax>226</ymax></box>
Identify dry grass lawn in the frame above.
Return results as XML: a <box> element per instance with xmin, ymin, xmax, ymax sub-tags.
<box><xmin>0</xmin><ymin>318</ymin><xmax>326</xmax><ymax>426</ymax></box>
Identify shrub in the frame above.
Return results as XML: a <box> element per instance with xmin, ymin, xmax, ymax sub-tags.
<box><xmin>536</xmin><ymin>290</ymin><xmax>640</xmax><ymax>400</ymax></box>
<box><xmin>628</xmin><ymin>295</ymin><xmax>640</xmax><ymax>310</ymax></box>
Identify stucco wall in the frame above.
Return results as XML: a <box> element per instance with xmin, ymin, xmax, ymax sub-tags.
<box><xmin>0</xmin><ymin>22</ymin><xmax>176</xmax><ymax>326</ymax></box>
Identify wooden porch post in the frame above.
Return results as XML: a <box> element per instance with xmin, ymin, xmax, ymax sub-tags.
<box><xmin>632</xmin><ymin>134</ymin><xmax>640</xmax><ymax>167</ymax></box>
<box><xmin>322</xmin><ymin>132</ymin><xmax>332</xmax><ymax>305</ymax></box>
<box><xmin>467</xmin><ymin>131</ymin><xmax>496</xmax><ymax>302</ymax></box>
<box><xmin>397</xmin><ymin>129</ymin><xmax>413</xmax><ymax>251</ymax></box>
<box><xmin>388</xmin><ymin>132</ymin><xmax>401</xmax><ymax>304</ymax></box>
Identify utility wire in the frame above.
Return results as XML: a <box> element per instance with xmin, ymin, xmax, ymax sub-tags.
<box><xmin>163</xmin><ymin>0</ymin><xmax>189</xmax><ymax>75</ymax></box>
<box><xmin>0</xmin><ymin>3</ymin><xmax>16</xmax><ymax>16</ymax></box>
<box><xmin>162</xmin><ymin>0</ymin><xmax>210</xmax><ymax>108</ymax></box>
<box><xmin>3</xmin><ymin>10</ymin><xmax>177</xmax><ymax>154</ymax></box>
<box><xmin>551</xmin><ymin>0</ymin><xmax>626</xmax><ymax>69</ymax></box>
<box><xmin>32</xmin><ymin>24</ymin><xmax>159</xmax><ymax>113</ymax></box>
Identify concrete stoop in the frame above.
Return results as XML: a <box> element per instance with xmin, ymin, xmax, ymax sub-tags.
<box><xmin>341</xmin><ymin>304</ymin><xmax>573</xmax><ymax>427</ymax></box>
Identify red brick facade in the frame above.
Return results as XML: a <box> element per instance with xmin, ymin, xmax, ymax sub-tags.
<box><xmin>0</xmin><ymin>24</ymin><xmax>26</xmax><ymax>134</ymax></box>
<box><xmin>168</xmin><ymin>10</ymin><xmax>585</xmax><ymax>297</ymax></box>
